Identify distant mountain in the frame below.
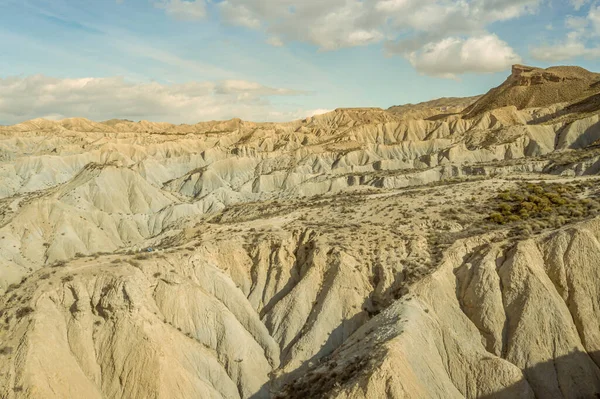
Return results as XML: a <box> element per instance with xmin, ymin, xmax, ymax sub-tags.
<box><xmin>388</xmin><ymin>96</ymin><xmax>482</xmax><ymax>120</ymax></box>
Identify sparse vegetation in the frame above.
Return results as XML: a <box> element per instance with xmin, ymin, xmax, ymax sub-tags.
<box><xmin>0</xmin><ymin>346</ymin><xmax>13</xmax><ymax>355</ymax></box>
<box><xmin>274</xmin><ymin>354</ymin><xmax>369</xmax><ymax>399</ymax></box>
<box><xmin>15</xmin><ymin>306</ymin><xmax>34</xmax><ymax>319</ymax></box>
<box><xmin>486</xmin><ymin>182</ymin><xmax>600</xmax><ymax>231</ymax></box>
<box><xmin>5</xmin><ymin>283</ymin><xmax>20</xmax><ymax>293</ymax></box>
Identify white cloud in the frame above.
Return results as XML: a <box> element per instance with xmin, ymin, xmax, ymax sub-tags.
<box><xmin>570</xmin><ymin>0</ymin><xmax>590</xmax><ymax>10</ymax></box>
<box><xmin>408</xmin><ymin>35</ymin><xmax>521</xmax><ymax>78</ymax></box>
<box><xmin>565</xmin><ymin>15</ymin><xmax>589</xmax><ymax>31</ymax></box>
<box><xmin>266</xmin><ymin>36</ymin><xmax>284</xmax><ymax>47</ymax></box>
<box><xmin>221</xmin><ymin>0</ymin><xmax>386</xmax><ymax>50</ymax></box>
<box><xmin>531</xmin><ymin>4</ymin><xmax>600</xmax><ymax>61</ymax></box>
<box><xmin>531</xmin><ymin>40</ymin><xmax>600</xmax><ymax>61</ymax></box>
<box><xmin>213</xmin><ymin>0</ymin><xmax>536</xmax><ymax>51</ymax></box>
<box><xmin>589</xmin><ymin>5</ymin><xmax>600</xmax><ymax>34</ymax></box>
<box><xmin>156</xmin><ymin>0</ymin><xmax>536</xmax><ymax>77</ymax></box>
<box><xmin>0</xmin><ymin>75</ymin><xmax>313</xmax><ymax>125</ymax></box>
<box><xmin>307</xmin><ymin>109</ymin><xmax>333</xmax><ymax>117</ymax></box>
<box><xmin>219</xmin><ymin>2</ymin><xmax>262</xmax><ymax>29</ymax></box>
<box><xmin>156</xmin><ymin>0</ymin><xmax>206</xmax><ymax>21</ymax></box>
<box><xmin>214</xmin><ymin>79</ymin><xmax>306</xmax><ymax>96</ymax></box>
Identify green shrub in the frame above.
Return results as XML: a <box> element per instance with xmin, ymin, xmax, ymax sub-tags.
<box><xmin>499</xmin><ymin>191</ymin><xmax>512</xmax><ymax>201</ymax></box>
<box><xmin>487</xmin><ymin>182</ymin><xmax>599</xmax><ymax>227</ymax></box>
<box><xmin>499</xmin><ymin>203</ymin><xmax>513</xmax><ymax>215</ymax></box>
<box><xmin>489</xmin><ymin>212</ymin><xmax>505</xmax><ymax>224</ymax></box>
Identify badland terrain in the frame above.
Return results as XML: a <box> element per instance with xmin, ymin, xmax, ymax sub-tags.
<box><xmin>1</xmin><ymin>65</ymin><xmax>600</xmax><ymax>398</ymax></box>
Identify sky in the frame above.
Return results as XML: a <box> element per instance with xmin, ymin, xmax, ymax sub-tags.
<box><xmin>0</xmin><ymin>0</ymin><xmax>599</xmax><ymax>124</ymax></box>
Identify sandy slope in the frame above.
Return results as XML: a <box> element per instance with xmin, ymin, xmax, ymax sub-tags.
<box><xmin>1</xmin><ymin>65</ymin><xmax>600</xmax><ymax>398</ymax></box>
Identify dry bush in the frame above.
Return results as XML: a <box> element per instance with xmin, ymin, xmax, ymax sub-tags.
<box><xmin>487</xmin><ymin>182</ymin><xmax>599</xmax><ymax>229</ymax></box>
<box><xmin>486</xmin><ymin>182</ymin><xmax>600</xmax><ymax>237</ymax></box>
<box><xmin>15</xmin><ymin>306</ymin><xmax>34</xmax><ymax>319</ymax></box>
<box><xmin>0</xmin><ymin>346</ymin><xmax>12</xmax><ymax>355</ymax></box>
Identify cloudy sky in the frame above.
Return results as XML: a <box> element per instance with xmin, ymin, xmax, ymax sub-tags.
<box><xmin>0</xmin><ymin>0</ymin><xmax>599</xmax><ymax>124</ymax></box>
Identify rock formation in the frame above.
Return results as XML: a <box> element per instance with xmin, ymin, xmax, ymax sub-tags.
<box><xmin>1</xmin><ymin>65</ymin><xmax>600</xmax><ymax>398</ymax></box>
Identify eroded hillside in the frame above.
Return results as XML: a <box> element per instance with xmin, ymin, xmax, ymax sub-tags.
<box><xmin>1</xmin><ymin>65</ymin><xmax>600</xmax><ymax>398</ymax></box>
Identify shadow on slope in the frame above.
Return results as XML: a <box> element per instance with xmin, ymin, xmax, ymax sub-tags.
<box><xmin>258</xmin><ymin>330</ymin><xmax>600</xmax><ymax>399</ymax></box>
<box><xmin>250</xmin><ymin>311</ymin><xmax>369</xmax><ymax>399</ymax></box>
<box><xmin>479</xmin><ymin>350</ymin><xmax>600</xmax><ymax>398</ymax></box>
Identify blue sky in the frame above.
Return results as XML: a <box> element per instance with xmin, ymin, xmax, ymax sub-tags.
<box><xmin>0</xmin><ymin>0</ymin><xmax>599</xmax><ymax>124</ymax></box>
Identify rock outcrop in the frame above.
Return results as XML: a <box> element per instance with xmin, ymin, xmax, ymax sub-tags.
<box><xmin>464</xmin><ymin>65</ymin><xmax>600</xmax><ymax>118</ymax></box>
